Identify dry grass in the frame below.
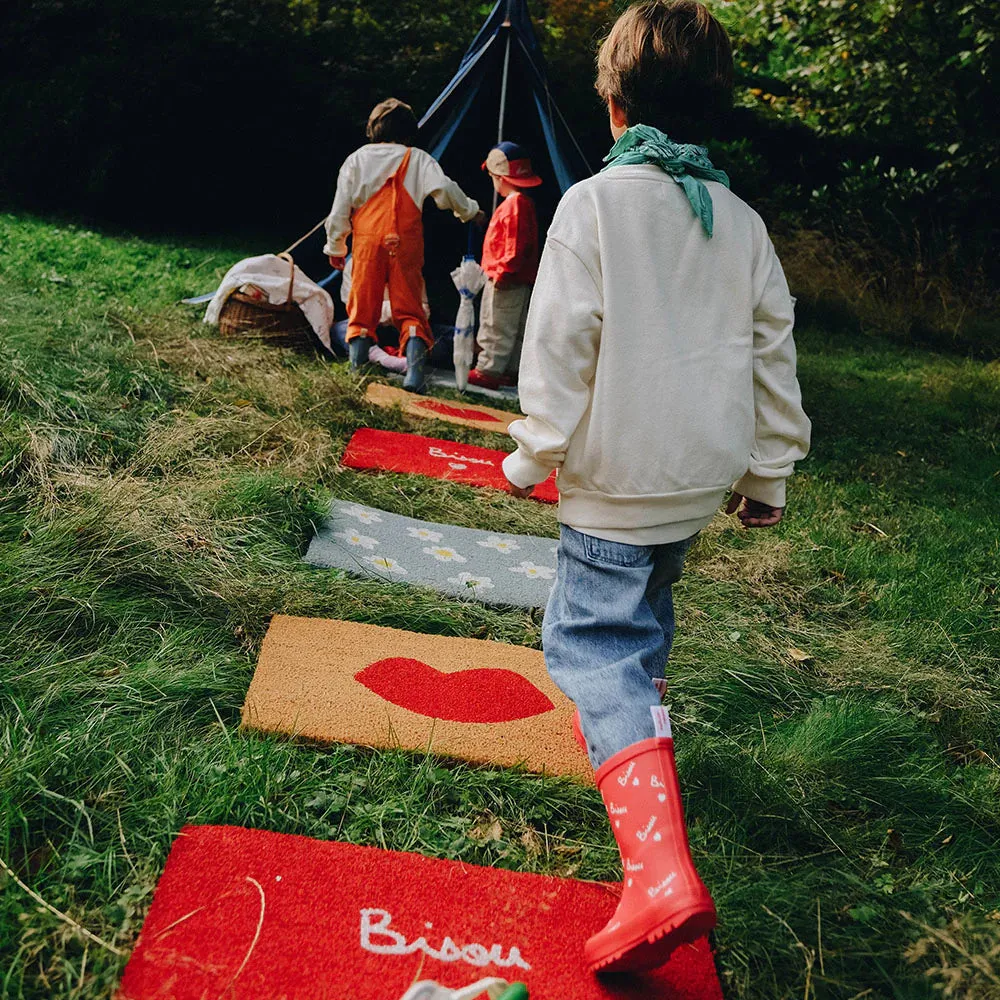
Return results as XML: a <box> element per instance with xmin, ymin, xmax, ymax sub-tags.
<box><xmin>776</xmin><ymin>227</ymin><xmax>1000</xmax><ymax>356</ymax></box>
<box><xmin>3</xmin><ymin>214</ymin><xmax>1000</xmax><ymax>1000</ymax></box>
<box><xmin>906</xmin><ymin>914</ymin><xmax>1000</xmax><ymax>999</ymax></box>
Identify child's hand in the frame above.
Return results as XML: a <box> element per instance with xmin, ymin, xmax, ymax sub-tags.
<box><xmin>507</xmin><ymin>478</ymin><xmax>534</xmax><ymax>500</ymax></box>
<box><xmin>725</xmin><ymin>492</ymin><xmax>784</xmax><ymax>528</ymax></box>
<box><xmin>327</xmin><ymin>255</ymin><xmax>347</xmax><ymax>271</ymax></box>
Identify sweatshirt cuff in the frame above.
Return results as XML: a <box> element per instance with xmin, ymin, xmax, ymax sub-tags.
<box><xmin>502</xmin><ymin>449</ymin><xmax>554</xmax><ymax>490</ymax></box>
<box><xmin>733</xmin><ymin>472</ymin><xmax>786</xmax><ymax>508</ymax></box>
<box><xmin>323</xmin><ymin>239</ymin><xmax>348</xmax><ymax>257</ymax></box>
<box><xmin>458</xmin><ymin>198</ymin><xmax>481</xmax><ymax>223</ymax></box>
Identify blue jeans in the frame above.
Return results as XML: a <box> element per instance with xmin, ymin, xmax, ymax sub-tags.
<box><xmin>543</xmin><ymin>525</ymin><xmax>697</xmax><ymax>769</ymax></box>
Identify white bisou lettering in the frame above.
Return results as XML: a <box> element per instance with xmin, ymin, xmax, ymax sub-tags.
<box><xmin>636</xmin><ymin>815</ymin><xmax>658</xmax><ymax>842</ymax></box>
<box><xmin>428</xmin><ymin>446</ymin><xmax>494</xmax><ymax>468</ymax></box>
<box><xmin>647</xmin><ymin>872</ymin><xmax>677</xmax><ymax>899</ymax></box>
<box><xmin>359</xmin><ymin>909</ymin><xmax>531</xmax><ymax>971</ymax></box>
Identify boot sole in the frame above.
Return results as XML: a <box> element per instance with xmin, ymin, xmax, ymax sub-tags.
<box><xmin>586</xmin><ymin>903</ymin><xmax>716</xmax><ymax>975</ymax></box>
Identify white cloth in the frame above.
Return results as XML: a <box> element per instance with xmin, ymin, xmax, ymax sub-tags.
<box><xmin>324</xmin><ymin>143</ymin><xmax>481</xmax><ymax>257</ymax></box>
<box><xmin>398</xmin><ymin>980</ymin><xmax>513</xmax><ymax>1000</ymax></box>
<box><xmin>502</xmin><ymin>164</ymin><xmax>811</xmax><ymax>536</ymax></box>
<box><xmin>203</xmin><ymin>254</ymin><xmax>334</xmax><ymax>350</ymax></box>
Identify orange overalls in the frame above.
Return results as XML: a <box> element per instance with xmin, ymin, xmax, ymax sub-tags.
<box><xmin>347</xmin><ymin>147</ymin><xmax>432</xmax><ymax>351</ymax></box>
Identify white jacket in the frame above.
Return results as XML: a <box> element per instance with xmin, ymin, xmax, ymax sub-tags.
<box><xmin>502</xmin><ymin>165</ymin><xmax>811</xmax><ymax>533</ymax></box>
<box><xmin>324</xmin><ymin>143</ymin><xmax>481</xmax><ymax>256</ymax></box>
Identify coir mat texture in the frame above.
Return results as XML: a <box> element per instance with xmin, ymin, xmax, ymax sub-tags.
<box><xmin>304</xmin><ymin>500</ymin><xmax>556</xmax><ymax>608</ymax></box>
<box><xmin>367</xmin><ymin>382</ymin><xmax>520</xmax><ymax>434</ymax></box>
<box><xmin>341</xmin><ymin>428</ymin><xmax>558</xmax><ymax>503</ymax></box>
<box><xmin>241</xmin><ymin>615</ymin><xmax>591</xmax><ymax>780</ymax></box>
<box><xmin>117</xmin><ymin>825</ymin><xmax>722</xmax><ymax>1000</ymax></box>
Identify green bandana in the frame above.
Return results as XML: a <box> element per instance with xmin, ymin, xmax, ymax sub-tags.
<box><xmin>601</xmin><ymin>125</ymin><xmax>730</xmax><ymax>237</ymax></box>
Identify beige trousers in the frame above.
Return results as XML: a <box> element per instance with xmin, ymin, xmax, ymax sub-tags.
<box><xmin>475</xmin><ymin>280</ymin><xmax>532</xmax><ymax>377</ymax></box>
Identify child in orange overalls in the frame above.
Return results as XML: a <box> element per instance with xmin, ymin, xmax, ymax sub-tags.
<box><xmin>325</xmin><ymin>98</ymin><xmax>484</xmax><ymax>391</ymax></box>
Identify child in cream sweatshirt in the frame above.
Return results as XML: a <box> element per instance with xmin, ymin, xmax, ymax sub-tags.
<box><xmin>502</xmin><ymin>0</ymin><xmax>811</xmax><ymax>976</ymax></box>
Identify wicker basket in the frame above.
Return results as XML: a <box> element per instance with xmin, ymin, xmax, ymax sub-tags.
<box><xmin>218</xmin><ymin>252</ymin><xmax>315</xmax><ymax>349</ymax></box>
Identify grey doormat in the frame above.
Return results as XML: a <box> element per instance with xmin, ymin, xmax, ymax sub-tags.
<box><xmin>305</xmin><ymin>501</ymin><xmax>557</xmax><ymax>608</ymax></box>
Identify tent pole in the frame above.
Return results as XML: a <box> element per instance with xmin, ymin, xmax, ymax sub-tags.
<box><xmin>495</xmin><ymin>25</ymin><xmax>512</xmax><ymax>211</ymax></box>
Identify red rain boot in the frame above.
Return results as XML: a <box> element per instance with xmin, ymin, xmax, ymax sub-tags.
<box><xmin>585</xmin><ymin>719</ymin><xmax>715</xmax><ymax>973</ymax></box>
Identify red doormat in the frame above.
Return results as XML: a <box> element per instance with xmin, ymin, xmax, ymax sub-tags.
<box><xmin>118</xmin><ymin>825</ymin><xmax>722</xmax><ymax>1000</ymax></box>
<box><xmin>341</xmin><ymin>428</ymin><xmax>558</xmax><ymax>503</ymax></box>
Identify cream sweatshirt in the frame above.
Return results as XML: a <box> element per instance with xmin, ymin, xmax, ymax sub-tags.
<box><xmin>324</xmin><ymin>143</ymin><xmax>481</xmax><ymax>257</ymax></box>
<box><xmin>502</xmin><ymin>165</ymin><xmax>811</xmax><ymax>537</ymax></box>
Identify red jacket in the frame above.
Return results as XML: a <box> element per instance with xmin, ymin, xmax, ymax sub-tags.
<box><xmin>481</xmin><ymin>192</ymin><xmax>538</xmax><ymax>287</ymax></box>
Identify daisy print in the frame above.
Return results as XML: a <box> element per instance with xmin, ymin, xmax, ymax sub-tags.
<box><xmin>509</xmin><ymin>560</ymin><xmax>556</xmax><ymax>580</ymax></box>
<box><xmin>422</xmin><ymin>545</ymin><xmax>467</xmax><ymax>563</ymax></box>
<box><xmin>339</xmin><ymin>505</ymin><xmax>382</xmax><ymax>525</ymax></box>
<box><xmin>448</xmin><ymin>572</ymin><xmax>495</xmax><ymax>592</ymax></box>
<box><xmin>405</xmin><ymin>526</ymin><xmax>443</xmax><ymax>543</ymax></box>
<box><xmin>333</xmin><ymin>529</ymin><xmax>379</xmax><ymax>550</ymax></box>
<box><xmin>476</xmin><ymin>535</ymin><xmax>521</xmax><ymax>554</ymax></box>
<box><xmin>368</xmin><ymin>555</ymin><xmax>407</xmax><ymax>575</ymax></box>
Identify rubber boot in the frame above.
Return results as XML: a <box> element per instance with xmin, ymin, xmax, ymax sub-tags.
<box><xmin>403</xmin><ymin>336</ymin><xmax>428</xmax><ymax>393</ymax></box>
<box><xmin>349</xmin><ymin>335</ymin><xmax>375</xmax><ymax>372</ymax></box>
<box><xmin>585</xmin><ymin>728</ymin><xmax>715</xmax><ymax>974</ymax></box>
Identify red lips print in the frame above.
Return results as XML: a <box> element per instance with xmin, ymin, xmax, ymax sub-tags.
<box><xmin>355</xmin><ymin>657</ymin><xmax>555</xmax><ymax>723</ymax></box>
<box><xmin>413</xmin><ymin>399</ymin><xmax>504</xmax><ymax>423</ymax></box>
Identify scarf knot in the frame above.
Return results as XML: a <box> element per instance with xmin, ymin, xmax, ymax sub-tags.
<box><xmin>601</xmin><ymin>125</ymin><xmax>729</xmax><ymax>237</ymax></box>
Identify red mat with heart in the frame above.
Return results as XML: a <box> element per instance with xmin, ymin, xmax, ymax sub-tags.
<box><xmin>365</xmin><ymin>383</ymin><xmax>519</xmax><ymax>434</ymax></box>
<box><xmin>117</xmin><ymin>825</ymin><xmax>722</xmax><ymax>1000</ymax></box>
<box><xmin>341</xmin><ymin>428</ymin><xmax>558</xmax><ymax>503</ymax></box>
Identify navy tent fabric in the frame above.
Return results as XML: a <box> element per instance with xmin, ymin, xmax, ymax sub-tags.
<box><xmin>420</xmin><ymin>0</ymin><xmax>591</xmax><ymax>207</ymax></box>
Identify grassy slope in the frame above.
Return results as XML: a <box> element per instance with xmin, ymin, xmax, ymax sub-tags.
<box><xmin>0</xmin><ymin>213</ymin><xmax>998</xmax><ymax>999</ymax></box>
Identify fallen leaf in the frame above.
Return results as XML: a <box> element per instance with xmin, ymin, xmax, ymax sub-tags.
<box><xmin>469</xmin><ymin>819</ymin><xmax>503</xmax><ymax>843</ymax></box>
<box><xmin>520</xmin><ymin>828</ymin><xmax>542</xmax><ymax>857</ymax></box>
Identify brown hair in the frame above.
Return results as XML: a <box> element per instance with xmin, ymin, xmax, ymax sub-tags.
<box><xmin>595</xmin><ymin>1</ymin><xmax>734</xmax><ymax>140</ymax></box>
<box><xmin>366</xmin><ymin>98</ymin><xmax>419</xmax><ymax>145</ymax></box>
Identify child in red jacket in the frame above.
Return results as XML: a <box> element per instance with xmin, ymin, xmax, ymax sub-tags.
<box><xmin>468</xmin><ymin>142</ymin><xmax>541</xmax><ymax>391</ymax></box>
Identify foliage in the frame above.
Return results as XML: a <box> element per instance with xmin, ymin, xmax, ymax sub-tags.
<box><xmin>2</xmin><ymin>0</ymin><xmax>997</xmax><ymax>307</ymax></box>
<box><xmin>2</xmin><ymin>215</ymin><xmax>1000</xmax><ymax>998</ymax></box>
<box><xmin>720</xmin><ymin>0</ymin><xmax>999</xmax><ymax>245</ymax></box>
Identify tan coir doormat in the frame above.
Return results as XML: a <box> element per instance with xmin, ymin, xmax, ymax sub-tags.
<box><xmin>366</xmin><ymin>382</ymin><xmax>520</xmax><ymax>433</ymax></box>
<box><xmin>242</xmin><ymin>615</ymin><xmax>590</xmax><ymax>780</ymax></box>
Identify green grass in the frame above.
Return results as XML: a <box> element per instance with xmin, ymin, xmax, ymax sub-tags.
<box><xmin>1</xmin><ymin>212</ymin><xmax>998</xmax><ymax>999</ymax></box>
